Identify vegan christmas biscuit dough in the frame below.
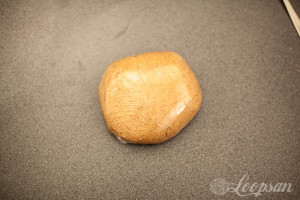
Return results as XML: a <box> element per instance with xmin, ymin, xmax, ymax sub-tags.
<box><xmin>99</xmin><ymin>52</ymin><xmax>202</xmax><ymax>144</ymax></box>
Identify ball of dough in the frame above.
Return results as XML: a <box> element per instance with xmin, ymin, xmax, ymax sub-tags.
<box><xmin>99</xmin><ymin>51</ymin><xmax>202</xmax><ymax>144</ymax></box>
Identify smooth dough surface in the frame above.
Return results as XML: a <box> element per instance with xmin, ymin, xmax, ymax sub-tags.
<box><xmin>99</xmin><ymin>51</ymin><xmax>202</xmax><ymax>144</ymax></box>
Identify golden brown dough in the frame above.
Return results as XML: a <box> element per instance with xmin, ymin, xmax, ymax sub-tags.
<box><xmin>99</xmin><ymin>51</ymin><xmax>202</xmax><ymax>144</ymax></box>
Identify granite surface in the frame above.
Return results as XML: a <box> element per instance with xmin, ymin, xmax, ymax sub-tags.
<box><xmin>1</xmin><ymin>0</ymin><xmax>299</xmax><ymax>199</ymax></box>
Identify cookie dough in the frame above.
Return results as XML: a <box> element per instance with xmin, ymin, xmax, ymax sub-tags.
<box><xmin>99</xmin><ymin>51</ymin><xmax>202</xmax><ymax>144</ymax></box>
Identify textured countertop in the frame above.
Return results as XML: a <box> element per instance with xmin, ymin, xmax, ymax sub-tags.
<box><xmin>1</xmin><ymin>0</ymin><xmax>299</xmax><ymax>199</ymax></box>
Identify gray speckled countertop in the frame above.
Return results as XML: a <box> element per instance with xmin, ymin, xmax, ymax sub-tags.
<box><xmin>1</xmin><ymin>0</ymin><xmax>299</xmax><ymax>199</ymax></box>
